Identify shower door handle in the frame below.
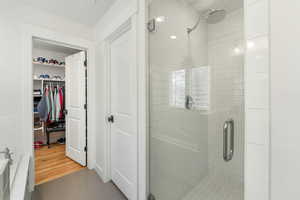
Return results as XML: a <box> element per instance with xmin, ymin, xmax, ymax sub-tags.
<box><xmin>223</xmin><ymin>119</ymin><xmax>234</xmax><ymax>162</ymax></box>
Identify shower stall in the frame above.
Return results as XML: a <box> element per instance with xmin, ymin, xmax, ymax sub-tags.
<box><xmin>148</xmin><ymin>0</ymin><xmax>244</xmax><ymax>199</ymax></box>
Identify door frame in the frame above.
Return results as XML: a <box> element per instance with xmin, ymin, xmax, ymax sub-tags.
<box><xmin>22</xmin><ymin>24</ymin><xmax>96</xmax><ymax>191</ymax></box>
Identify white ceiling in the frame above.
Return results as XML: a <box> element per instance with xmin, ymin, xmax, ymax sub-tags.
<box><xmin>12</xmin><ymin>0</ymin><xmax>117</xmax><ymax>26</ymax></box>
<box><xmin>184</xmin><ymin>0</ymin><xmax>243</xmax><ymax>12</ymax></box>
<box><xmin>0</xmin><ymin>0</ymin><xmax>241</xmax><ymax>26</ymax></box>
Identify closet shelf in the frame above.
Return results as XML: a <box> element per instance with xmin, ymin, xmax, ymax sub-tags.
<box><xmin>34</xmin><ymin>78</ymin><xmax>65</xmax><ymax>82</ymax></box>
<box><xmin>33</xmin><ymin>61</ymin><xmax>65</xmax><ymax>68</ymax></box>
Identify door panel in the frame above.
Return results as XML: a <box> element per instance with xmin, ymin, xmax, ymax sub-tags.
<box><xmin>110</xmin><ymin>22</ymin><xmax>138</xmax><ymax>200</ymax></box>
<box><xmin>65</xmin><ymin>51</ymin><xmax>86</xmax><ymax>166</ymax></box>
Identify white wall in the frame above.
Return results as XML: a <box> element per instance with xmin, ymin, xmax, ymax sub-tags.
<box><xmin>270</xmin><ymin>1</ymin><xmax>300</xmax><ymax>199</ymax></box>
<box><xmin>94</xmin><ymin>0</ymin><xmax>137</xmax><ymax>42</ymax></box>
<box><xmin>0</xmin><ymin>18</ymin><xmax>23</xmax><ymax>161</ymax></box>
<box><xmin>0</xmin><ymin>1</ymin><xmax>93</xmax><ymax>161</ymax></box>
<box><xmin>244</xmin><ymin>0</ymin><xmax>270</xmax><ymax>199</ymax></box>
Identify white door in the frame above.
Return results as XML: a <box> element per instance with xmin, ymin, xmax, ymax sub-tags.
<box><xmin>109</xmin><ymin>22</ymin><xmax>138</xmax><ymax>200</ymax></box>
<box><xmin>65</xmin><ymin>51</ymin><xmax>86</xmax><ymax>166</ymax></box>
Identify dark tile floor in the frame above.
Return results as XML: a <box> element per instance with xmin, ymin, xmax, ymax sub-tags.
<box><xmin>32</xmin><ymin>169</ymin><xmax>127</xmax><ymax>200</ymax></box>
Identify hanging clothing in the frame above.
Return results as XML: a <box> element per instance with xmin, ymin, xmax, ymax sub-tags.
<box><xmin>50</xmin><ymin>86</ymin><xmax>55</xmax><ymax>121</ymax></box>
<box><xmin>59</xmin><ymin>87</ymin><xmax>64</xmax><ymax>119</ymax></box>
<box><xmin>38</xmin><ymin>84</ymin><xmax>65</xmax><ymax>122</ymax></box>
<box><xmin>37</xmin><ymin>88</ymin><xmax>48</xmax><ymax>122</ymax></box>
<box><xmin>45</xmin><ymin>86</ymin><xmax>50</xmax><ymax>119</ymax></box>
<box><xmin>46</xmin><ymin>86</ymin><xmax>51</xmax><ymax>121</ymax></box>
<box><xmin>55</xmin><ymin>87</ymin><xmax>61</xmax><ymax>121</ymax></box>
<box><xmin>53</xmin><ymin>87</ymin><xmax>56</xmax><ymax>120</ymax></box>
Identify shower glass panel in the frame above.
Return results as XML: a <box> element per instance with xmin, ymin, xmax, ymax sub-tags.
<box><xmin>148</xmin><ymin>0</ymin><xmax>244</xmax><ymax>200</ymax></box>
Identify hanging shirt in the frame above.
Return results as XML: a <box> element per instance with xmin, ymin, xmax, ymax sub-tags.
<box><xmin>53</xmin><ymin>87</ymin><xmax>57</xmax><ymax>121</ymax></box>
<box><xmin>55</xmin><ymin>87</ymin><xmax>61</xmax><ymax>121</ymax></box>
<box><xmin>45</xmin><ymin>87</ymin><xmax>50</xmax><ymax>119</ymax></box>
<box><xmin>47</xmin><ymin>86</ymin><xmax>52</xmax><ymax>121</ymax></box>
<box><xmin>50</xmin><ymin>86</ymin><xmax>55</xmax><ymax>121</ymax></box>
<box><xmin>59</xmin><ymin>87</ymin><xmax>64</xmax><ymax>119</ymax></box>
<box><xmin>37</xmin><ymin>88</ymin><xmax>49</xmax><ymax>122</ymax></box>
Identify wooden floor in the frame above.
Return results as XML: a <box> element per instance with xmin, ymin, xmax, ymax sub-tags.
<box><xmin>35</xmin><ymin>144</ymin><xmax>85</xmax><ymax>185</ymax></box>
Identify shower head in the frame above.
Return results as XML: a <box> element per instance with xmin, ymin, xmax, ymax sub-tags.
<box><xmin>205</xmin><ymin>9</ymin><xmax>226</xmax><ymax>24</ymax></box>
<box><xmin>187</xmin><ymin>9</ymin><xmax>227</xmax><ymax>34</ymax></box>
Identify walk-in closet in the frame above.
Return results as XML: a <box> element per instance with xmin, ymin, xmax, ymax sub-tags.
<box><xmin>32</xmin><ymin>39</ymin><xmax>87</xmax><ymax>185</ymax></box>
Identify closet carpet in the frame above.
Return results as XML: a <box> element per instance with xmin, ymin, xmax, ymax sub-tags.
<box><xmin>35</xmin><ymin>144</ymin><xmax>85</xmax><ymax>185</ymax></box>
<box><xmin>32</xmin><ymin>169</ymin><xmax>127</xmax><ymax>200</ymax></box>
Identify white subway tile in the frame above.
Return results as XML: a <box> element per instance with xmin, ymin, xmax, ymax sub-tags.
<box><xmin>245</xmin><ymin>74</ymin><xmax>269</xmax><ymax>108</ymax></box>
<box><xmin>245</xmin><ymin>0</ymin><xmax>270</xmax><ymax>199</ymax></box>
<box><xmin>246</xmin><ymin>36</ymin><xmax>269</xmax><ymax>74</ymax></box>
<box><xmin>246</xmin><ymin>0</ymin><xmax>269</xmax><ymax>38</ymax></box>
<box><xmin>246</xmin><ymin>0</ymin><xmax>262</xmax><ymax>6</ymax></box>
<box><xmin>245</xmin><ymin>144</ymin><xmax>269</xmax><ymax>200</ymax></box>
<box><xmin>246</xmin><ymin>109</ymin><xmax>269</xmax><ymax>145</ymax></box>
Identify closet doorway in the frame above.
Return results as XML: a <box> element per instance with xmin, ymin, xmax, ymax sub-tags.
<box><xmin>32</xmin><ymin>38</ymin><xmax>87</xmax><ymax>185</ymax></box>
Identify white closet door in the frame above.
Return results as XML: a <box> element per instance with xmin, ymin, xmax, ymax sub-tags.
<box><xmin>109</xmin><ymin>22</ymin><xmax>138</xmax><ymax>200</ymax></box>
<box><xmin>65</xmin><ymin>51</ymin><xmax>86</xmax><ymax>166</ymax></box>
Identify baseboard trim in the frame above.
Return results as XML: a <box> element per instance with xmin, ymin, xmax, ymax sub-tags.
<box><xmin>94</xmin><ymin>164</ymin><xmax>109</xmax><ymax>183</ymax></box>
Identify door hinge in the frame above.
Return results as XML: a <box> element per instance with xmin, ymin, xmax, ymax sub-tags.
<box><xmin>84</xmin><ymin>146</ymin><xmax>87</xmax><ymax>152</ymax></box>
<box><xmin>84</xmin><ymin>104</ymin><xmax>87</xmax><ymax>110</ymax></box>
<box><xmin>84</xmin><ymin>59</ymin><xmax>87</xmax><ymax>67</ymax></box>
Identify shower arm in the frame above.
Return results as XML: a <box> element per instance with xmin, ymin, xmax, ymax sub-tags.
<box><xmin>187</xmin><ymin>15</ymin><xmax>202</xmax><ymax>34</ymax></box>
<box><xmin>187</xmin><ymin>9</ymin><xmax>226</xmax><ymax>34</ymax></box>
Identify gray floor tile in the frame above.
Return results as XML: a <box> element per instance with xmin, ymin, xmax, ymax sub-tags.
<box><xmin>32</xmin><ymin>169</ymin><xmax>127</xmax><ymax>200</ymax></box>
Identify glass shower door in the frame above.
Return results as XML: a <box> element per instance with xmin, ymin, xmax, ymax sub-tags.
<box><xmin>148</xmin><ymin>0</ymin><xmax>244</xmax><ymax>200</ymax></box>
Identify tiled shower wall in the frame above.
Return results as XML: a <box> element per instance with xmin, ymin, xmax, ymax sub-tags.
<box><xmin>244</xmin><ymin>0</ymin><xmax>270</xmax><ymax>199</ymax></box>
